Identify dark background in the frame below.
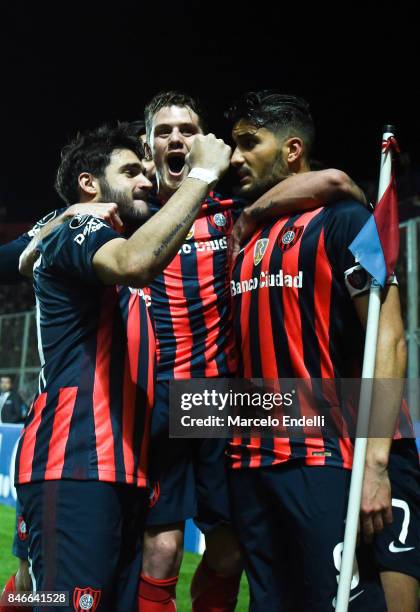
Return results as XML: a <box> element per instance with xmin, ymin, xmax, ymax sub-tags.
<box><xmin>1</xmin><ymin>3</ymin><xmax>418</xmax><ymax>223</ymax></box>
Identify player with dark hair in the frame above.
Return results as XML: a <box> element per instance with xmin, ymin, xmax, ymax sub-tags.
<box><xmin>138</xmin><ymin>90</ymin><xmax>369</xmax><ymax>612</ymax></box>
<box><xmin>226</xmin><ymin>91</ymin><xmax>419</xmax><ymax>611</ymax></box>
<box><xmin>11</xmin><ymin>122</ymin><xmax>231</xmax><ymax>610</ymax></box>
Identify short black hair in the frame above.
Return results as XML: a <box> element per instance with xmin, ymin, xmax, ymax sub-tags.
<box><xmin>55</xmin><ymin>122</ymin><xmax>144</xmax><ymax>205</ymax></box>
<box><xmin>144</xmin><ymin>90</ymin><xmax>206</xmax><ymax>142</ymax></box>
<box><xmin>127</xmin><ymin>119</ymin><xmax>146</xmax><ymax>139</ymax></box>
<box><xmin>226</xmin><ymin>90</ymin><xmax>315</xmax><ymax>157</ymax></box>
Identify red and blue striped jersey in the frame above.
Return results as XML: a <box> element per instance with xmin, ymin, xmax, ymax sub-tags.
<box><xmin>15</xmin><ymin>215</ymin><xmax>155</xmax><ymax>488</ymax></box>
<box><xmin>149</xmin><ymin>193</ymin><xmax>244</xmax><ymax>379</ymax></box>
<box><xmin>227</xmin><ymin>200</ymin><xmax>407</xmax><ymax>470</ymax></box>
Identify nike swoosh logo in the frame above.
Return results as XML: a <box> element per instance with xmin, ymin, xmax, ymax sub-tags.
<box><xmin>389</xmin><ymin>541</ymin><xmax>415</xmax><ymax>553</ymax></box>
<box><xmin>332</xmin><ymin>590</ymin><xmax>364</xmax><ymax>607</ymax></box>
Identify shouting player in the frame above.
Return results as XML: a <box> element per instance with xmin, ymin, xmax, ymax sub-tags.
<box><xmin>13</xmin><ymin>122</ymin><xmax>231</xmax><ymax>611</ymax></box>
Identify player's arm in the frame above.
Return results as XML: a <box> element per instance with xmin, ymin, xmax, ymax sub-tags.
<box><xmin>353</xmin><ymin>285</ymin><xmax>407</xmax><ymax>541</ymax></box>
<box><xmin>0</xmin><ymin>236</ymin><xmax>32</xmax><ymax>283</ymax></box>
<box><xmin>231</xmin><ymin>170</ymin><xmax>367</xmax><ymax>257</ymax></box>
<box><xmin>19</xmin><ymin>203</ymin><xmax>123</xmax><ymax>278</ymax></box>
<box><xmin>92</xmin><ymin>134</ymin><xmax>231</xmax><ymax>287</ymax></box>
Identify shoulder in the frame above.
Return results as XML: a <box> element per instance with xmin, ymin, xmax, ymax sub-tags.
<box><xmin>323</xmin><ymin>200</ymin><xmax>371</xmax><ymax>222</ymax></box>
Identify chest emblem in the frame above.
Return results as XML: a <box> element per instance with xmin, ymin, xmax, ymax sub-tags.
<box><xmin>213</xmin><ymin>212</ymin><xmax>227</xmax><ymax>227</ymax></box>
<box><xmin>253</xmin><ymin>238</ymin><xmax>269</xmax><ymax>265</ymax></box>
<box><xmin>186</xmin><ymin>224</ymin><xmax>195</xmax><ymax>240</ymax></box>
<box><xmin>277</xmin><ymin>225</ymin><xmax>304</xmax><ymax>251</ymax></box>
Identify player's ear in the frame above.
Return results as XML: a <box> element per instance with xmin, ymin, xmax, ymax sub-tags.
<box><xmin>78</xmin><ymin>172</ymin><xmax>99</xmax><ymax>197</ymax></box>
<box><xmin>284</xmin><ymin>137</ymin><xmax>304</xmax><ymax>164</ymax></box>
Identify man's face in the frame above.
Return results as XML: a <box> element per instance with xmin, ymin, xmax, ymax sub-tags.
<box><xmin>231</xmin><ymin>119</ymin><xmax>289</xmax><ymax>199</ymax></box>
<box><xmin>0</xmin><ymin>377</ymin><xmax>12</xmax><ymax>392</ymax></box>
<box><xmin>150</xmin><ymin>105</ymin><xmax>203</xmax><ymax>198</ymax></box>
<box><xmin>99</xmin><ymin>149</ymin><xmax>153</xmax><ymax>225</ymax></box>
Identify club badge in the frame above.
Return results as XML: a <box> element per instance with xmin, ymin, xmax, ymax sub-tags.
<box><xmin>213</xmin><ymin>213</ymin><xmax>227</xmax><ymax>227</ymax></box>
<box><xmin>186</xmin><ymin>224</ymin><xmax>195</xmax><ymax>240</ymax></box>
<box><xmin>73</xmin><ymin>587</ymin><xmax>101</xmax><ymax>611</ymax></box>
<box><xmin>277</xmin><ymin>225</ymin><xmax>304</xmax><ymax>251</ymax></box>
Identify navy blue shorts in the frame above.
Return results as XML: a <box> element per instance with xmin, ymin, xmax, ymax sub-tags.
<box><xmin>147</xmin><ymin>381</ymin><xmax>231</xmax><ymax>533</ymax></box>
<box><xmin>228</xmin><ymin>464</ymin><xmax>387</xmax><ymax>612</ymax></box>
<box><xmin>17</xmin><ymin>480</ymin><xmax>148</xmax><ymax>612</ymax></box>
<box><xmin>12</xmin><ymin>496</ymin><xmax>29</xmax><ymax>560</ymax></box>
<box><xmin>374</xmin><ymin>439</ymin><xmax>420</xmax><ymax>580</ymax></box>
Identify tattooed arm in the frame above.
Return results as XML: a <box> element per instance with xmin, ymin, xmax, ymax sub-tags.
<box><xmin>231</xmin><ymin>170</ymin><xmax>366</xmax><ymax>257</ymax></box>
<box><xmin>93</xmin><ymin>134</ymin><xmax>231</xmax><ymax>287</ymax></box>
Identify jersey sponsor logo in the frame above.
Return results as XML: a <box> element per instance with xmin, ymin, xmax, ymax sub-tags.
<box><xmin>253</xmin><ymin>238</ymin><xmax>269</xmax><ymax>265</ymax></box>
<box><xmin>73</xmin><ymin>218</ymin><xmax>107</xmax><ymax>245</ymax></box>
<box><xmin>231</xmin><ymin>269</ymin><xmax>303</xmax><ymax>296</ymax></box>
<box><xmin>179</xmin><ymin>236</ymin><xmax>227</xmax><ymax>255</ymax></box>
<box><xmin>186</xmin><ymin>224</ymin><xmax>195</xmax><ymax>240</ymax></box>
<box><xmin>17</xmin><ymin>516</ymin><xmax>28</xmax><ymax>541</ymax></box>
<box><xmin>277</xmin><ymin>225</ymin><xmax>304</xmax><ymax>251</ymax></box>
<box><xmin>69</xmin><ymin>214</ymin><xmax>90</xmax><ymax>230</ymax></box>
<box><xmin>73</xmin><ymin>587</ymin><xmax>101</xmax><ymax>611</ymax></box>
<box><xmin>128</xmin><ymin>287</ymin><xmax>152</xmax><ymax>308</ymax></box>
<box><xmin>28</xmin><ymin>210</ymin><xmax>59</xmax><ymax>237</ymax></box>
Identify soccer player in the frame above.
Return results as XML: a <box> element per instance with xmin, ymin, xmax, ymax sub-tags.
<box><xmin>13</xmin><ymin>122</ymin><xmax>231</xmax><ymax>611</ymax></box>
<box><xmin>225</xmin><ymin>91</ymin><xmax>419</xmax><ymax>611</ymax></box>
<box><xmin>139</xmin><ymin>91</ymin><xmax>369</xmax><ymax>612</ymax></box>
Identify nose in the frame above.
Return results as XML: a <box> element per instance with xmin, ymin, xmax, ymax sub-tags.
<box><xmin>168</xmin><ymin>127</ymin><xmax>183</xmax><ymax>149</ymax></box>
<box><xmin>137</xmin><ymin>173</ymin><xmax>153</xmax><ymax>191</ymax></box>
<box><xmin>231</xmin><ymin>146</ymin><xmax>245</xmax><ymax>168</ymax></box>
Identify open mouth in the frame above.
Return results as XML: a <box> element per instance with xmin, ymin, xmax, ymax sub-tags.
<box><xmin>167</xmin><ymin>153</ymin><xmax>186</xmax><ymax>176</ymax></box>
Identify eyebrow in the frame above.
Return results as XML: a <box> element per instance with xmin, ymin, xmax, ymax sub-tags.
<box><xmin>154</xmin><ymin>122</ymin><xmax>199</xmax><ymax>132</ymax></box>
<box><xmin>119</xmin><ymin>162</ymin><xmax>143</xmax><ymax>173</ymax></box>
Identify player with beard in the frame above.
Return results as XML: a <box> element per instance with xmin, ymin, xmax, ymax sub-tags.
<box><xmin>226</xmin><ymin>91</ymin><xmax>418</xmax><ymax>611</ymax></box>
<box><xmin>11</xmin><ymin>122</ymin><xmax>231</xmax><ymax>611</ymax></box>
<box><xmin>138</xmin><ymin>91</ymin><xmax>368</xmax><ymax>612</ymax></box>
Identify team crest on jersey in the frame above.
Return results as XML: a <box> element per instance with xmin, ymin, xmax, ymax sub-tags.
<box><xmin>73</xmin><ymin>587</ymin><xmax>101</xmax><ymax>611</ymax></box>
<box><xmin>277</xmin><ymin>225</ymin><xmax>304</xmax><ymax>251</ymax></box>
<box><xmin>253</xmin><ymin>238</ymin><xmax>269</xmax><ymax>265</ymax></box>
<box><xmin>17</xmin><ymin>516</ymin><xmax>28</xmax><ymax>541</ymax></box>
<box><xmin>213</xmin><ymin>213</ymin><xmax>227</xmax><ymax>227</ymax></box>
<box><xmin>186</xmin><ymin>224</ymin><xmax>195</xmax><ymax>240</ymax></box>
<box><xmin>148</xmin><ymin>481</ymin><xmax>161</xmax><ymax>508</ymax></box>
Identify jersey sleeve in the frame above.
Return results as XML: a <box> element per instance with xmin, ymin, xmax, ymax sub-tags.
<box><xmin>0</xmin><ymin>208</ymin><xmax>66</xmax><ymax>284</ymax></box>
<box><xmin>0</xmin><ymin>235</ymin><xmax>31</xmax><ymax>283</ymax></box>
<box><xmin>323</xmin><ymin>200</ymin><xmax>397</xmax><ymax>298</ymax></box>
<box><xmin>41</xmin><ymin>214</ymin><xmax>122</xmax><ymax>285</ymax></box>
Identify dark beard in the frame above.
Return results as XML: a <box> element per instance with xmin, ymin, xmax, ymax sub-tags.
<box><xmin>235</xmin><ymin>153</ymin><xmax>290</xmax><ymax>200</ymax></box>
<box><xmin>98</xmin><ymin>179</ymin><xmax>151</xmax><ymax>232</ymax></box>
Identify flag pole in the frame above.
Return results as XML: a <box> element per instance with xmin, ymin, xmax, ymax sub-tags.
<box><xmin>335</xmin><ymin>125</ymin><xmax>396</xmax><ymax>612</ymax></box>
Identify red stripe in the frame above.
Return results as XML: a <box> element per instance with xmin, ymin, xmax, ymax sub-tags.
<box><xmin>137</xmin><ymin>309</ymin><xmax>155</xmax><ymax>486</ymax></box>
<box><xmin>18</xmin><ymin>393</ymin><xmax>47</xmax><ymax>483</ymax></box>
<box><xmin>161</xmin><ymin>255</ymin><xmax>194</xmax><ymax>378</ymax></box>
<box><xmin>257</xmin><ymin>221</ymin><xmax>292</xmax><ymax>463</ymax></box>
<box><xmin>280</xmin><ymin>210</ymin><xmax>328</xmax><ymax>463</ymax></box>
<box><xmin>314</xmin><ymin>228</ymin><xmax>335</xmax><ymax>378</ymax></box>
<box><xmin>44</xmin><ymin>387</ymin><xmax>77</xmax><ymax>478</ymax></box>
<box><xmin>92</xmin><ymin>288</ymin><xmax>117</xmax><ymax>479</ymax></box>
<box><xmin>195</xmin><ymin>218</ymin><xmax>226</xmax><ymax>377</ymax></box>
<box><xmin>122</xmin><ymin>292</ymin><xmax>139</xmax><ymax>484</ymax></box>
